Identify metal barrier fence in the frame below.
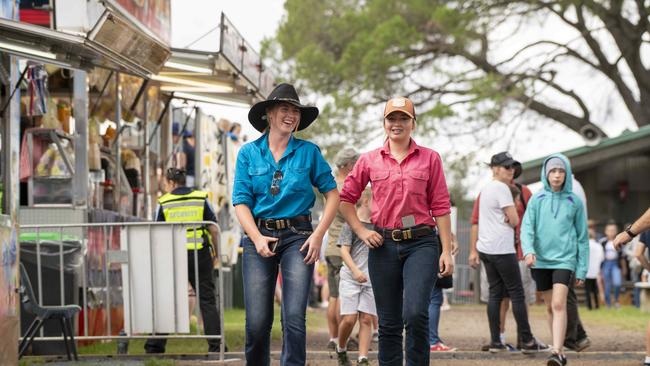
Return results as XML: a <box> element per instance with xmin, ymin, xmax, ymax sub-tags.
<box><xmin>18</xmin><ymin>221</ymin><xmax>226</xmax><ymax>360</ymax></box>
<box><xmin>450</xmin><ymin>219</ymin><xmax>481</xmax><ymax>305</ymax></box>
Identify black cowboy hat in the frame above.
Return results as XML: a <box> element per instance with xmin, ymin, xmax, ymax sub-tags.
<box><xmin>247</xmin><ymin>83</ymin><xmax>319</xmax><ymax>133</ymax></box>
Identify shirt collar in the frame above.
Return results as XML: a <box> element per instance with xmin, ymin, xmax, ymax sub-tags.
<box><xmin>380</xmin><ymin>138</ymin><xmax>420</xmax><ymax>156</ymax></box>
<box><xmin>253</xmin><ymin>132</ymin><xmax>300</xmax><ymax>165</ymax></box>
<box><xmin>171</xmin><ymin>187</ymin><xmax>193</xmax><ymax>195</ymax></box>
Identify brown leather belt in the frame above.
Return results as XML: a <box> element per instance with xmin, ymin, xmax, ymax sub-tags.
<box><xmin>256</xmin><ymin>215</ymin><xmax>312</xmax><ymax>231</ymax></box>
<box><xmin>376</xmin><ymin>224</ymin><xmax>436</xmax><ymax>242</ymax></box>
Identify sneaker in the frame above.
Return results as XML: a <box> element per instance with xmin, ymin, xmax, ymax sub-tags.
<box><xmin>327</xmin><ymin>340</ymin><xmax>337</xmax><ymax>351</ymax></box>
<box><xmin>547</xmin><ymin>352</ymin><xmax>566</xmax><ymax>366</ymax></box>
<box><xmin>489</xmin><ymin>343</ymin><xmax>508</xmax><ymax>353</ymax></box>
<box><xmin>574</xmin><ymin>337</ymin><xmax>591</xmax><ymax>352</ymax></box>
<box><xmin>563</xmin><ymin>340</ymin><xmax>577</xmax><ymax>351</ymax></box>
<box><xmin>521</xmin><ymin>339</ymin><xmax>551</xmax><ymax>354</ymax></box>
<box><xmin>430</xmin><ymin>342</ymin><xmax>457</xmax><ymax>352</ymax></box>
<box><xmin>347</xmin><ymin>337</ymin><xmax>359</xmax><ymax>351</ymax></box>
<box><xmin>357</xmin><ymin>357</ymin><xmax>370</xmax><ymax>366</ymax></box>
<box><xmin>505</xmin><ymin>343</ymin><xmax>519</xmax><ymax>352</ymax></box>
<box><xmin>337</xmin><ymin>350</ymin><xmax>351</xmax><ymax>366</ymax></box>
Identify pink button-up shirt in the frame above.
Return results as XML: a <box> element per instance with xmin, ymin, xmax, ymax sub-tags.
<box><xmin>340</xmin><ymin>139</ymin><xmax>451</xmax><ymax>229</ymax></box>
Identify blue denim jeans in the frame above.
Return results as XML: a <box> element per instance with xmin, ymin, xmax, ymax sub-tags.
<box><xmin>242</xmin><ymin>222</ymin><xmax>313</xmax><ymax>366</ymax></box>
<box><xmin>602</xmin><ymin>259</ymin><xmax>622</xmax><ymax>307</ymax></box>
<box><xmin>368</xmin><ymin>233</ymin><xmax>438</xmax><ymax>366</ymax></box>
<box><xmin>428</xmin><ymin>286</ymin><xmax>443</xmax><ymax>345</ymax></box>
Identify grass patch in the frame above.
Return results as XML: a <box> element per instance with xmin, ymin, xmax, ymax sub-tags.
<box><xmin>144</xmin><ymin>359</ymin><xmax>175</xmax><ymax>366</ymax></box>
<box><xmin>523</xmin><ymin>303</ymin><xmax>648</xmax><ymax>332</ymax></box>
<box><xmin>78</xmin><ymin>305</ymin><xmax>326</xmax><ymax>355</ymax></box>
<box><xmin>578</xmin><ymin>305</ymin><xmax>649</xmax><ymax>332</ymax></box>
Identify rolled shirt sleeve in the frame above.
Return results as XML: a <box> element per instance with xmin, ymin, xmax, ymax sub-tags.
<box><xmin>311</xmin><ymin>145</ymin><xmax>337</xmax><ymax>193</ymax></box>
<box><xmin>427</xmin><ymin>152</ymin><xmax>451</xmax><ymax>217</ymax></box>
<box><xmin>340</xmin><ymin>154</ymin><xmax>369</xmax><ymax>205</ymax></box>
<box><xmin>232</xmin><ymin>146</ymin><xmax>255</xmax><ymax>208</ymax></box>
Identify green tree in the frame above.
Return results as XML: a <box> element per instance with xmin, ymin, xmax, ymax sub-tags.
<box><xmin>273</xmin><ymin>0</ymin><xmax>650</xmax><ymax>147</ymax></box>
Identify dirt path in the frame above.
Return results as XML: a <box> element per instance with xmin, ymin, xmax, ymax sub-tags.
<box><xmin>297</xmin><ymin>304</ymin><xmax>645</xmax><ymax>353</ymax></box>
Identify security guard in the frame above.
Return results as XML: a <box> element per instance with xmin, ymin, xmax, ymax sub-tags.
<box><xmin>144</xmin><ymin>168</ymin><xmax>223</xmax><ymax>353</ymax></box>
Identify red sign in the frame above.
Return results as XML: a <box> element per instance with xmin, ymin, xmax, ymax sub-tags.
<box><xmin>112</xmin><ymin>0</ymin><xmax>171</xmax><ymax>44</ymax></box>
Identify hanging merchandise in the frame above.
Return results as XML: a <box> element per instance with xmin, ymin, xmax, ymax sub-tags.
<box><xmin>25</xmin><ymin>63</ymin><xmax>50</xmax><ymax>117</ymax></box>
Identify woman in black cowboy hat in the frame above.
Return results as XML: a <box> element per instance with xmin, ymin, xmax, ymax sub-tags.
<box><xmin>232</xmin><ymin>83</ymin><xmax>340</xmax><ymax>365</ymax></box>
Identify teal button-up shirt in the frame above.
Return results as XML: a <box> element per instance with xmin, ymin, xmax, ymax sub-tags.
<box><xmin>232</xmin><ymin>133</ymin><xmax>336</xmax><ymax>219</ymax></box>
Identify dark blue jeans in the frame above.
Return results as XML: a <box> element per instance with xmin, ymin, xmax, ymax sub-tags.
<box><xmin>242</xmin><ymin>223</ymin><xmax>313</xmax><ymax>366</ymax></box>
<box><xmin>368</xmin><ymin>233</ymin><xmax>438</xmax><ymax>366</ymax></box>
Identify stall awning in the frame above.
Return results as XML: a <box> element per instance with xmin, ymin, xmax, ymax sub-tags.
<box><xmin>154</xmin><ymin>48</ymin><xmax>257</xmax><ymax>107</ymax></box>
<box><xmin>154</xmin><ymin>13</ymin><xmax>275</xmax><ymax>107</ymax></box>
<box><xmin>0</xmin><ymin>9</ymin><xmax>170</xmax><ymax>78</ymax></box>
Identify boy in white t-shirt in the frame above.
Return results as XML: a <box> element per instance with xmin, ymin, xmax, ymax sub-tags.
<box><xmin>336</xmin><ymin>189</ymin><xmax>376</xmax><ymax>366</ymax></box>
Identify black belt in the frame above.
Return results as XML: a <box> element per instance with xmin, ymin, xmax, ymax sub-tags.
<box><xmin>256</xmin><ymin>215</ymin><xmax>311</xmax><ymax>231</ymax></box>
<box><xmin>376</xmin><ymin>224</ymin><xmax>435</xmax><ymax>242</ymax></box>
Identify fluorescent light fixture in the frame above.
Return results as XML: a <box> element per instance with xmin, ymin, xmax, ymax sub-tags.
<box><xmin>151</xmin><ymin>74</ymin><xmax>233</xmax><ymax>93</ymax></box>
<box><xmin>0</xmin><ymin>41</ymin><xmax>56</xmax><ymax>60</ymax></box>
<box><xmin>160</xmin><ymin>86</ymin><xmax>236</xmax><ymax>93</ymax></box>
<box><xmin>173</xmin><ymin>92</ymin><xmax>251</xmax><ymax>108</ymax></box>
<box><xmin>164</xmin><ymin>61</ymin><xmax>212</xmax><ymax>74</ymax></box>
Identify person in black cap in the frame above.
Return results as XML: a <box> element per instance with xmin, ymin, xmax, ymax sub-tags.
<box><xmin>232</xmin><ymin>83</ymin><xmax>339</xmax><ymax>365</ymax></box>
<box><xmin>470</xmin><ymin>152</ymin><xmax>538</xmax><ymax>351</ymax></box>
<box><xmin>470</xmin><ymin>152</ymin><xmax>548</xmax><ymax>353</ymax></box>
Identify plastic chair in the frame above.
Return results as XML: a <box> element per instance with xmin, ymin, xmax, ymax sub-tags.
<box><xmin>18</xmin><ymin>263</ymin><xmax>80</xmax><ymax>360</ymax></box>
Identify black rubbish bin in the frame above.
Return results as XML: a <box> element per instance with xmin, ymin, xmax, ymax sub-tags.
<box><xmin>20</xmin><ymin>238</ymin><xmax>83</xmax><ymax>356</ymax></box>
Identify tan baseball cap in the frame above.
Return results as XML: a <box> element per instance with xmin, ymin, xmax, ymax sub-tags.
<box><xmin>383</xmin><ymin>97</ymin><xmax>415</xmax><ymax>119</ymax></box>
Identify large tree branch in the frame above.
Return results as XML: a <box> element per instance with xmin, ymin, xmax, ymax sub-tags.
<box><xmin>575</xmin><ymin>3</ymin><xmax>650</xmax><ymax>126</ymax></box>
<box><xmin>578</xmin><ymin>2</ymin><xmax>650</xmax><ymax>110</ymax></box>
<box><xmin>496</xmin><ymin>39</ymin><xmax>600</xmax><ymax>70</ymax></box>
<box><xmin>543</xmin><ymin>2</ymin><xmax>647</xmax><ymax>127</ymax></box>
<box><xmin>433</xmin><ymin>41</ymin><xmax>607</xmax><ymax>136</ymax></box>
<box><xmin>516</xmin><ymin>95</ymin><xmax>604</xmax><ymax>135</ymax></box>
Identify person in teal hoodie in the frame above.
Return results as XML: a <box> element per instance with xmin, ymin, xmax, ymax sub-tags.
<box><xmin>521</xmin><ymin>153</ymin><xmax>589</xmax><ymax>366</ymax></box>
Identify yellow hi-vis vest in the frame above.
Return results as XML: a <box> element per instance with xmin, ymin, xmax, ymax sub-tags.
<box><xmin>159</xmin><ymin>190</ymin><xmax>211</xmax><ymax>250</ymax></box>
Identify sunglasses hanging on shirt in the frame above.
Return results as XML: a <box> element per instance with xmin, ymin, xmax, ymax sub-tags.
<box><xmin>270</xmin><ymin>170</ymin><xmax>283</xmax><ymax>196</ymax></box>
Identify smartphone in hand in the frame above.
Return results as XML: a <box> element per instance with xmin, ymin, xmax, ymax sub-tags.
<box><xmin>269</xmin><ymin>240</ymin><xmax>279</xmax><ymax>253</ymax></box>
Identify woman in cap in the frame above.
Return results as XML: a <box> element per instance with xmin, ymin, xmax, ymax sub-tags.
<box><xmin>339</xmin><ymin>97</ymin><xmax>454</xmax><ymax>365</ymax></box>
<box><xmin>232</xmin><ymin>83</ymin><xmax>339</xmax><ymax>365</ymax></box>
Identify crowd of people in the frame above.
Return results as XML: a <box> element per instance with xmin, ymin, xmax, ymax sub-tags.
<box><xmin>159</xmin><ymin>81</ymin><xmax>650</xmax><ymax>366</ymax></box>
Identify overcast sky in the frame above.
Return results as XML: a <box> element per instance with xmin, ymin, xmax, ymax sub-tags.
<box><xmin>170</xmin><ymin>0</ymin><xmax>284</xmax><ymax>140</ymax></box>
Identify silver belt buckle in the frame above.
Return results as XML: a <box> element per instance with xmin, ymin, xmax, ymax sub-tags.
<box><xmin>391</xmin><ymin>230</ymin><xmax>402</xmax><ymax>241</ymax></box>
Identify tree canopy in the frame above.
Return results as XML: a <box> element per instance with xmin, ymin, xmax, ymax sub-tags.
<box><xmin>272</xmin><ymin>0</ymin><xmax>650</xmax><ymax>150</ymax></box>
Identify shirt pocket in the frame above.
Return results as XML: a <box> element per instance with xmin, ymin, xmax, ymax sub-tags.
<box><xmin>286</xmin><ymin>167</ymin><xmax>311</xmax><ymax>193</ymax></box>
<box><xmin>406</xmin><ymin>170</ymin><xmax>429</xmax><ymax>196</ymax></box>
<box><xmin>248</xmin><ymin>165</ymin><xmax>270</xmax><ymax>194</ymax></box>
<box><xmin>370</xmin><ymin>170</ymin><xmax>390</xmax><ymax>197</ymax></box>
